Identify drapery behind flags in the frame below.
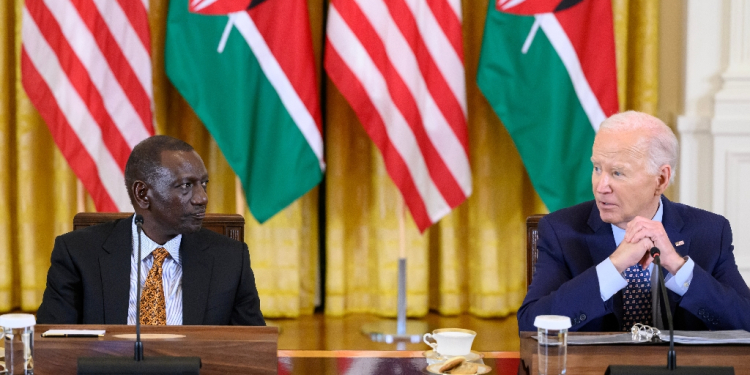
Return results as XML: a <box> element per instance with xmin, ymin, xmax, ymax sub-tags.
<box><xmin>166</xmin><ymin>0</ymin><xmax>324</xmax><ymax>223</ymax></box>
<box><xmin>21</xmin><ymin>0</ymin><xmax>154</xmax><ymax>212</ymax></box>
<box><xmin>478</xmin><ymin>0</ymin><xmax>618</xmax><ymax>211</ymax></box>
<box><xmin>325</xmin><ymin>0</ymin><xmax>471</xmax><ymax>232</ymax></box>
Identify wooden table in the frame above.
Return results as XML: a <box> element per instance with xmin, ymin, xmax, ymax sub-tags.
<box><xmin>519</xmin><ymin>332</ymin><xmax>750</xmax><ymax>375</ymax></box>
<box><xmin>30</xmin><ymin>324</ymin><xmax>522</xmax><ymax>374</ymax></box>
<box><xmin>34</xmin><ymin>324</ymin><xmax>278</xmax><ymax>374</ymax></box>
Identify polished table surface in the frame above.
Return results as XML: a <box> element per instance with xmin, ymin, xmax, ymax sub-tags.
<box><xmin>31</xmin><ymin>324</ymin><xmax>518</xmax><ymax>374</ymax></box>
<box><xmin>277</xmin><ymin>351</ymin><xmax>521</xmax><ymax>374</ymax></box>
<box><xmin>519</xmin><ymin>331</ymin><xmax>750</xmax><ymax>375</ymax></box>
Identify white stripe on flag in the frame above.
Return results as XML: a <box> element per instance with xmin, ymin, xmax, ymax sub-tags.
<box><xmin>230</xmin><ymin>11</ymin><xmax>326</xmax><ymax>171</ymax></box>
<box><xmin>404</xmin><ymin>0</ymin><xmax>467</xmax><ymax>115</ymax></box>
<box><xmin>538</xmin><ymin>14</ymin><xmax>606</xmax><ymax>131</ymax></box>
<box><xmin>328</xmin><ymin>5</ymin><xmax>451</xmax><ymax>222</ymax></box>
<box><xmin>354</xmin><ymin>0</ymin><xmax>471</xmax><ymax>196</ymax></box>
<box><xmin>43</xmin><ymin>0</ymin><xmax>151</xmax><ymax>147</ymax></box>
<box><xmin>446</xmin><ymin>0</ymin><xmax>462</xmax><ymax>21</ymax></box>
<box><xmin>22</xmin><ymin>7</ymin><xmax>132</xmax><ymax>211</ymax></box>
<box><xmin>92</xmin><ymin>0</ymin><xmax>153</xmax><ymax>98</ymax></box>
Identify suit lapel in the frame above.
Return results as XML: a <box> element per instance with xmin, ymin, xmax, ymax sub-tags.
<box><xmin>662</xmin><ymin>197</ymin><xmax>689</xmax><ymax>258</ymax></box>
<box><xmin>181</xmin><ymin>231</ymin><xmax>212</xmax><ymax>325</ymax></box>
<box><xmin>100</xmin><ymin>217</ymin><xmax>134</xmax><ymax>324</ymax></box>
<box><xmin>586</xmin><ymin>204</ymin><xmax>624</xmax><ymax>326</ymax></box>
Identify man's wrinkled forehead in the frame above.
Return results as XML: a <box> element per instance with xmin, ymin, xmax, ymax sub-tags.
<box><xmin>592</xmin><ymin>129</ymin><xmax>649</xmax><ymax>164</ymax></box>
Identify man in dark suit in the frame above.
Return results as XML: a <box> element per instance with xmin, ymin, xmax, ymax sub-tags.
<box><xmin>518</xmin><ymin>111</ymin><xmax>750</xmax><ymax>332</ymax></box>
<box><xmin>37</xmin><ymin>135</ymin><xmax>265</xmax><ymax>326</ymax></box>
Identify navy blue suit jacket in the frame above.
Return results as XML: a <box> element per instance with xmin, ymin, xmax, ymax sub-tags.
<box><xmin>37</xmin><ymin>217</ymin><xmax>265</xmax><ymax>326</ymax></box>
<box><xmin>518</xmin><ymin>197</ymin><xmax>750</xmax><ymax>332</ymax></box>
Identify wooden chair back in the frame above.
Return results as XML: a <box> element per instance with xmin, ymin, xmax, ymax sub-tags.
<box><xmin>73</xmin><ymin>212</ymin><xmax>245</xmax><ymax>241</ymax></box>
<box><xmin>526</xmin><ymin>214</ymin><xmax>545</xmax><ymax>287</ymax></box>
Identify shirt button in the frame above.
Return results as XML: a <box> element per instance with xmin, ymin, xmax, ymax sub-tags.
<box><xmin>683</xmin><ymin>282</ymin><xmax>690</xmax><ymax>288</ymax></box>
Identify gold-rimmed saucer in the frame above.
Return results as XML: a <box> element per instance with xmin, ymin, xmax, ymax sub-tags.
<box><xmin>422</xmin><ymin>350</ymin><xmax>484</xmax><ymax>362</ymax></box>
<box><xmin>425</xmin><ymin>363</ymin><xmax>491</xmax><ymax>374</ymax></box>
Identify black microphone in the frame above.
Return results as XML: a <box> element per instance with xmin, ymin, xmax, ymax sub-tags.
<box><xmin>77</xmin><ymin>214</ymin><xmax>201</xmax><ymax>374</ymax></box>
<box><xmin>605</xmin><ymin>247</ymin><xmax>733</xmax><ymax>374</ymax></box>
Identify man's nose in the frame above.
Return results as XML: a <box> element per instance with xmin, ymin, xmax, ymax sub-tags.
<box><xmin>595</xmin><ymin>174</ymin><xmax>611</xmax><ymax>193</ymax></box>
<box><xmin>192</xmin><ymin>185</ymin><xmax>208</xmax><ymax>205</ymax></box>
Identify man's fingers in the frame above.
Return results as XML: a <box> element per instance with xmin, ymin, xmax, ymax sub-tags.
<box><xmin>626</xmin><ymin>225</ymin><xmax>651</xmax><ymax>243</ymax></box>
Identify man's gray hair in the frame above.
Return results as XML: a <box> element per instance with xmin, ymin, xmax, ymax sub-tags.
<box><xmin>599</xmin><ymin>111</ymin><xmax>678</xmax><ymax>183</ymax></box>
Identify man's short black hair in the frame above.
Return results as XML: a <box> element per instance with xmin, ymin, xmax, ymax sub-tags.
<box><xmin>124</xmin><ymin>135</ymin><xmax>195</xmax><ymax>204</ymax></box>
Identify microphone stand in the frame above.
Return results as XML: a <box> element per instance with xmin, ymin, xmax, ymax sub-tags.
<box><xmin>135</xmin><ymin>216</ymin><xmax>144</xmax><ymax>361</ymax></box>
<box><xmin>652</xmin><ymin>249</ymin><xmax>675</xmax><ymax>370</ymax></box>
<box><xmin>605</xmin><ymin>247</ymin><xmax>734</xmax><ymax>374</ymax></box>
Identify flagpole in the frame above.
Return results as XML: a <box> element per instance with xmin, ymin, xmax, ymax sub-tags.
<box><xmin>397</xmin><ymin>195</ymin><xmax>407</xmax><ymax>335</ymax></box>
<box><xmin>235</xmin><ymin>176</ymin><xmax>244</xmax><ymax>216</ymax></box>
<box><xmin>76</xmin><ymin>178</ymin><xmax>85</xmax><ymax>213</ymax></box>
<box><xmin>360</xmin><ymin>194</ymin><xmax>428</xmax><ymax>345</ymax></box>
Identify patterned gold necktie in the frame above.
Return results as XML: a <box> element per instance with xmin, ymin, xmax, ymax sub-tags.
<box><xmin>140</xmin><ymin>247</ymin><xmax>169</xmax><ymax>325</ymax></box>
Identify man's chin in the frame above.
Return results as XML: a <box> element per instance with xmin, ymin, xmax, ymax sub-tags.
<box><xmin>599</xmin><ymin>213</ymin><xmax>619</xmax><ymax>225</ymax></box>
<box><xmin>180</xmin><ymin>222</ymin><xmax>203</xmax><ymax>234</ymax></box>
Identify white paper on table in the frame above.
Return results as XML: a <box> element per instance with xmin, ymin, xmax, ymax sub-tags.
<box><xmin>41</xmin><ymin>329</ymin><xmax>105</xmax><ymax>337</ymax></box>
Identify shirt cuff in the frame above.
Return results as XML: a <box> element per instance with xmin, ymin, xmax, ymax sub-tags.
<box><xmin>664</xmin><ymin>256</ymin><xmax>694</xmax><ymax>296</ymax></box>
<box><xmin>597</xmin><ymin>258</ymin><xmax>628</xmax><ymax>301</ymax></box>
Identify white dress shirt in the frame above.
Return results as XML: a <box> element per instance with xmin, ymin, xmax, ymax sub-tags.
<box><xmin>128</xmin><ymin>216</ymin><xmax>184</xmax><ymax>325</ymax></box>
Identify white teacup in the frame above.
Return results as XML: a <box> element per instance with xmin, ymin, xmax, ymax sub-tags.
<box><xmin>423</xmin><ymin>328</ymin><xmax>476</xmax><ymax>357</ymax></box>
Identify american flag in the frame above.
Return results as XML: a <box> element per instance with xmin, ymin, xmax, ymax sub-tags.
<box><xmin>325</xmin><ymin>0</ymin><xmax>471</xmax><ymax>232</ymax></box>
<box><xmin>21</xmin><ymin>0</ymin><xmax>154</xmax><ymax>212</ymax></box>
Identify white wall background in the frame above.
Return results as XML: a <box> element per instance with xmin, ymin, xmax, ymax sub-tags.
<box><xmin>679</xmin><ymin>0</ymin><xmax>750</xmax><ymax>282</ymax></box>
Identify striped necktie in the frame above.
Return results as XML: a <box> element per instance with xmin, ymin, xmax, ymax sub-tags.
<box><xmin>140</xmin><ymin>247</ymin><xmax>169</xmax><ymax>325</ymax></box>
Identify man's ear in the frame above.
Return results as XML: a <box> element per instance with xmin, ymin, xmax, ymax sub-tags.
<box><xmin>132</xmin><ymin>180</ymin><xmax>150</xmax><ymax>209</ymax></box>
<box><xmin>655</xmin><ymin>164</ymin><xmax>671</xmax><ymax>196</ymax></box>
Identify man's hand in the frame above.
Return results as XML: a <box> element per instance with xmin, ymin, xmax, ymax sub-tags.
<box><xmin>610</xmin><ymin>236</ymin><xmax>654</xmax><ymax>274</ymax></box>
<box><xmin>623</xmin><ymin>216</ymin><xmax>686</xmax><ymax>275</ymax></box>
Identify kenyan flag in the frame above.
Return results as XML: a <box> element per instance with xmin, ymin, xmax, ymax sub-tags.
<box><xmin>166</xmin><ymin>0</ymin><xmax>324</xmax><ymax>222</ymax></box>
<box><xmin>478</xmin><ymin>0</ymin><xmax>619</xmax><ymax>211</ymax></box>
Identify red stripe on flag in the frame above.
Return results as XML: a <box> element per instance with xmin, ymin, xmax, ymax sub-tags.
<box><xmin>326</xmin><ymin>42</ymin><xmax>432</xmax><ymax>230</ymax></box>
<box><xmin>116</xmin><ymin>0</ymin><xmax>151</xmax><ymax>54</ymax></box>
<box><xmin>25</xmin><ymin>0</ymin><xmax>132</xmax><ymax>169</ymax></box>
<box><xmin>425</xmin><ymin>0</ymin><xmax>464</xmax><ymax>61</ymax></box>
<box><xmin>333</xmin><ymin>0</ymin><xmax>467</xmax><ymax>207</ymax></box>
<box><xmin>385</xmin><ymin>0</ymin><xmax>469</xmax><ymax>154</ymax></box>
<box><xmin>71</xmin><ymin>0</ymin><xmax>153</xmax><ymax>134</ymax></box>
<box><xmin>248</xmin><ymin>0</ymin><xmax>322</xmax><ymax>131</ymax></box>
<box><xmin>554</xmin><ymin>1</ymin><xmax>618</xmax><ymax>116</ymax></box>
<box><xmin>21</xmin><ymin>49</ymin><xmax>119</xmax><ymax>212</ymax></box>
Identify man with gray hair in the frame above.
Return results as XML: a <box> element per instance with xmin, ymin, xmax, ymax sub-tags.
<box><xmin>518</xmin><ymin>111</ymin><xmax>750</xmax><ymax>332</ymax></box>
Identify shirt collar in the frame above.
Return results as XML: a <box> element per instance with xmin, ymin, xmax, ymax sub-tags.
<box><xmin>131</xmin><ymin>215</ymin><xmax>182</xmax><ymax>263</ymax></box>
<box><xmin>612</xmin><ymin>197</ymin><xmax>663</xmax><ymax>247</ymax></box>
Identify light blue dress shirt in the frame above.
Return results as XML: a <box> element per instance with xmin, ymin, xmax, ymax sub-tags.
<box><xmin>128</xmin><ymin>216</ymin><xmax>184</xmax><ymax>325</ymax></box>
<box><xmin>595</xmin><ymin>198</ymin><xmax>694</xmax><ymax>301</ymax></box>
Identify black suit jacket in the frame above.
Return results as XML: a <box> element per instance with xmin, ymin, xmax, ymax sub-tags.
<box><xmin>37</xmin><ymin>217</ymin><xmax>265</xmax><ymax>326</ymax></box>
<box><xmin>518</xmin><ymin>197</ymin><xmax>750</xmax><ymax>332</ymax></box>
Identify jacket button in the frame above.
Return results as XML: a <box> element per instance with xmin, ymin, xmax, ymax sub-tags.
<box><xmin>579</xmin><ymin>314</ymin><xmax>587</xmax><ymax>321</ymax></box>
<box><xmin>698</xmin><ymin>308</ymin><xmax>706</xmax><ymax>317</ymax></box>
